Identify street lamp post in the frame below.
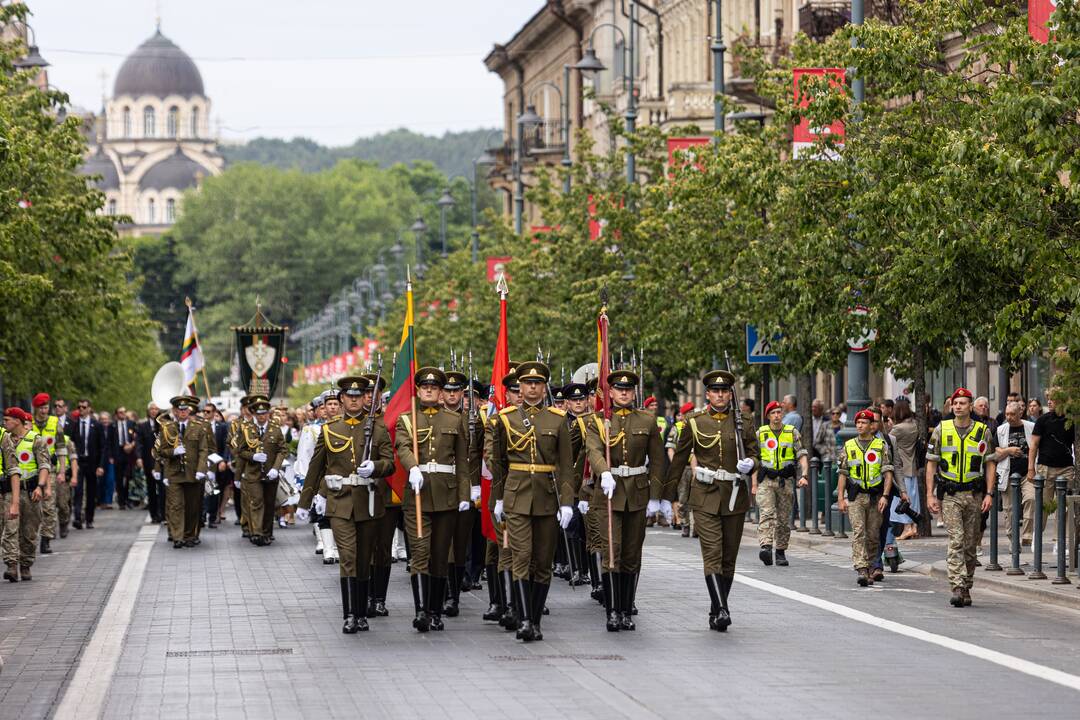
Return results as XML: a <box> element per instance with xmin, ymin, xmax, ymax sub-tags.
<box><xmin>410</xmin><ymin>216</ymin><xmax>428</xmax><ymax>277</ymax></box>
<box><xmin>573</xmin><ymin>23</ymin><xmax>633</xmax><ymax>177</ymax></box>
<box><xmin>711</xmin><ymin>0</ymin><xmax>726</xmax><ymax>140</ymax></box>
<box><xmin>474</xmin><ymin>131</ymin><xmax>501</xmax><ymax>262</ymax></box>
<box><xmin>626</xmin><ymin>0</ymin><xmax>637</xmax><ymax>183</ymax></box>
<box><xmin>436</xmin><ymin>187</ymin><xmax>455</xmax><ymax>258</ymax></box>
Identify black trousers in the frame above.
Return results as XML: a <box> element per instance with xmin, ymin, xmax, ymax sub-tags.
<box><xmin>144</xmin><ymin>459</ymin><xmax>161</xmax><ymax>521</ymax></box>
<box><xmin>83</xmin><ymin>470</ymin><xmax>98</xmax><ymax>525</ymax></box>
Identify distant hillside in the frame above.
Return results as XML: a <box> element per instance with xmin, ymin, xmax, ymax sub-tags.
<box><xmin>221</xmin><ymin>128</ymin><xmax>501</xmax><ymax>178</ymax></box>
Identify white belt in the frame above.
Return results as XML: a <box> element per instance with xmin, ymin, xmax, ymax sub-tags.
<box><xmin>419</xmin><ymin>462</ymin><xmax>456</xmax><ymax>475</ymax></box>
<box><xmin>325</xmin><ymin>473</ymin><xmax>376</xmax><ymax>491</ymax></box>
<box><xmin>610</xmin><ymin>465</ymin><xmax>648</xmax><ymax>477</ymax></box>
<box><xmin>694</xmin><ymin>467</ymin><xmax>742</xmax><ymax>484</ymax></box>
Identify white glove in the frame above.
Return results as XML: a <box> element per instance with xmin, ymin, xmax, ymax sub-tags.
<box><xmin>577</xmin><ymin>500</ymin><xmax>589</xmax><ymax>515</ymax></box>
<box><xmin>313</xmin><ymin>494</ymin><xmax>327</xmax><ymax>515</ymax></box>
<box><xmin>295</xmin><ymin>507</ymin><xmax>310</xmax><ymax>523</ymax></box>
<box><xmin>494</xmin><ymin>499</ymin><xmax>505</xmax><ymax>523</ymax></box>
<box><xmin>195</xmin><ymin>471</ymin><xmax>207</xmax><ymax>481</ymax></box>
<box><xmin>152</xmin><ymin>470</ymin><xmax>162</xmax><ymax>481</ymax></box>
<box><xmin>458</xmin><ymin>501</ymin><xmax>471</xmax><ymax>512</ymax></box>
<box><xmin>557</xmin><ymin>506</ymin><xmax>573</xmax><ymax>529</ymax></box>
<box><xmin>208</xmin><ymin>471</ymin><xmax>215</xmax><ymax>481</ymax></box>
<box><xmin>172</xmin><ymin>445</ymin><xmax>186</xmax><ymax>457</ymax></box>
<box><xmin>408</xmin><ymin>466</ymin><xmax>424</xmax><ymax>493</ymax></box>
<box><xmin>267</xmin><ymin>468</ymin><xmax>279</xmax><ymax>480</ymax></box>
<box><xmin>647</xmin><ymin>498</ymin><xmax>660</xmax><ymax>516</ymax></box>
<box><xmin>470</xmin><ymin>485</ymin><xmax>481</xmax><ymax>503</ymax></box>
<box><xmin>600</xmin><ymin>471</ymin><xmax>616</xmax><ymax>499</ymax></box>
<box><xmin>162</xmin><ymin>477</ymin><xmax>170</xmax><ymax>487</ymax></box>
<box><xmin>207</xmin><ymin>453</ymin><xmax>223</xmax><ymax>465</ymax></box>
<box><xmin>251</xmin><ymin>452</ymin><xmax>268</xmax><ymax>463</ymax></box>
<box><xmin>736</xmin><ymin>457</ymin><xmax>754</xmax><ymax>474</ymax></box>
<box><xmin>357</xmin><ymin>460</ymin><xmax>375</xmax><ymax>478</ymax></box>
<box><xmin>659</xmin><ymin>499</ymin><xmax>674</xmax><ymax>523</ymax></box>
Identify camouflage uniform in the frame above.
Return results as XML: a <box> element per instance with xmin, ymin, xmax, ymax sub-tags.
<box><xmin>837</xmin><ymin>437</ymin><xmax>893</xmax><ymax>574</ymax></box>
<box><xmin>755</xmin><ymin>425</ymin><xmax>807</xmax><ymax>552</ymax></box>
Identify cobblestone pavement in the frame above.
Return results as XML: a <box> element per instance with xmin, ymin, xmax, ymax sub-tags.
<box><xmin>6</xmin><ymin>511</ymin><xmax>1080</xmax><ymax>719</ymax></box>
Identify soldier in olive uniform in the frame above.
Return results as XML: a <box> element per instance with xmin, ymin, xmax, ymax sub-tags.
<box><xmin>395</xmin><ymin>367</ymin><xmax>471</xmax><ymax>633</ymax></box>
<box><xmin>299</xmin><ymin>376</ymin><xmax>395</xmax><ymax>633</ymax></box>
<box><xmin>364</xmin><ymin>373</ymin><xmax>403</xmax><ymax>618</ymax></box>
<box><xmin>440</xmin><ymin>370</ymin><xmax>483</xmax><ymax>618</ymax></box>
<box><xmin>490</xmin><ymin>361</ymin><xmax>575</xmax><ymax>642</ymax></box>
<box><xmin>2</xmin><ymin>409</ymin><xmax>51</xmax><ymax>581</ymax></box>
<box><xmin>586</xmin><ymin>370</ymin><xmax>667</xmax><ymax>631</ymax></box>
<box><xmin>483</xmin><ymin>367</ymin><xmax>522</xmax><ymax>628</ymax></box>
<box><xmin>229</xmin><ymin>396</ymin><xmax>252</xmax><ymax>538</ymax></box>
<box><xmin>235</xmin><ymin>397</ymin><xmax>287</xmax><ymax>546</ymax></box>
<box><xmin>153</xmin><ymin>395</ymin><xmax>210</xmax><ymax>549</ymax></box>
<box><xmin>665</xmin><ymin>370</ymin><xmax>759</xmax><ymax>632</ymax></box>
<box><xmin>563</xmin><ymin>382</ymin><xmax>592</xmax><ymax>591</ymax></box>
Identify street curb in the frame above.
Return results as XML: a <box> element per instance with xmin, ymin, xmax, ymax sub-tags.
<box><xmin>778</xmin><ymin>529</ymin><xmax>1080</xmax><ymax>612</ymax></box>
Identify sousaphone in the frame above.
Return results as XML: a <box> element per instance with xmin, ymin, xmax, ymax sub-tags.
<box><xmin>151</xmin><ymin>361</ymin><xmax>187</xmax><ymax>415</ymax></box>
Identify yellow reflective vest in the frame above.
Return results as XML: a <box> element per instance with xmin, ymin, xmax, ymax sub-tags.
<box><xmin>16</xmin><ymin>430</ymin><xmax>39</xmax><ymax>478</ymax></box>
<box><xmin>937</xmin><ymin>419</ymin><xmax>988</xmax><ymax>484</ymax></box>
<box><xmin>33</xmin><ymin>415</ymin><xmax>60</xmax><ymax>458</ymax></box>
<box><xmin>757</xmin><ymin>424</ymin><xmax>796</xmax><ymax>470</ymax></box>
<box><xmin>844</xmin><ymin>436</ymin><xmax>886</xmax><ymax>489</ymax></box>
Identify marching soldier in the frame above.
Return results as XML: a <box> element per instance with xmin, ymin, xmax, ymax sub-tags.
<box><xmin>395</xmin><ymin>367</ymin><xmax>470</xmax><ymax>633</ymax></box>
<box><xmin>836</xmin><ymin>408</ymin><xmax>900</xmax><ymax>586</ymax></box>
<box><xmin>563</xmin><ymin>382</ymin><xmax>592</xmax><ymax>590</ymax></box>
<box><xmin>365</xmin><ymin>372</ymin><xmax>402</xmax><ymax>618</ymax></box>
<box><xmin>2</xmin><ymin>408</ymin><xmax>50</xmax><ymax>581</ymax></box>
<box><xmin>754</xmin><ymin>400</ymin><xmax>809</xmax><ymax>567</ymax></box>
<box><xmin>490</xmin><ymin>361</ymin><xmax>574</xmax><ymax>642</ymax></box>
<box><xmin>31</xmin><ymin>394</ymin><xmax>66</xmax><ymax>553</ymax></box>
<box><xmin>154</xmin><ymin>395</ymin><xmax>210</xmax><ymax>548</ymax></box>
<box><xmin>925</xmin><ymin>388</ymin><xmax>994</xmax><ymax>607</ymax></box>
<box><xmin>295</xmin><ymin>391</ymin><xmax>339</xmax><ymax>563</ymax></box>
<box><xmin>440</xmin><ymin>370</ymin><xmax>483</xmax><ymax>618</ymax></box>
<box><xmin>1</xmin><ymin>416</ymin><xmax>20</xmax><ymax>581</ymax></box>
<box><xmin>586</xmin><ymin>370</ymin><xmax>666</xmax><ymax>631</ymax></box>
<box><xmin>665</xmin><ymin>370</ymin><xmax>758</xmax><ymax>632</ymax></box>
<box><xmin>236</xmin><ymin>397</ymin><xmax>287</xmax><ymax>546</ymax></box>
<box><xmin>229</xmin><ymin>396</ymin><xmax>252</xmax><ymax>538</ymax></box>
<box><xmin>483</xmin><ymin>367</ymin><xmax>520</xmax><ymax>627</ymax></box>
<box><xmin>298</xmin><ymin>376</ymin><xmax>395</xmax><ymax>633</ymax></box>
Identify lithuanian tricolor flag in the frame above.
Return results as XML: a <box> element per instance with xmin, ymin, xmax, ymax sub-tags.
<box><xmin>383</xmin><ymin>275</ymin><xmax>417</xmax><ymax>502</ymax></box>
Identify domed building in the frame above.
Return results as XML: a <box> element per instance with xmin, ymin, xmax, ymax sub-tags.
<box><xmin>82</xmin><ymin>26</ymin><xmax>222</xmax><ymax>235</ymax></box>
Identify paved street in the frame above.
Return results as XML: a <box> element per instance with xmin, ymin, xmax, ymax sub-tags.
<box><xmin>4</xmin><ymin>510</ymin><xmax>1080</xmax><ymax>720</ymax></box>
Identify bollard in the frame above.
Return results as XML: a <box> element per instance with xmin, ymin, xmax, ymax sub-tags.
<box><xmin>796</xmin><ymin>475</ymin><xmax>808</xmax><ymax>532</ymax></box>
<box><xmin>810</xmin><ymin>458</ymin><xmax>821</xmax><ymax>535</ymax></box>
<box><xmin>1052</xmin><ymin>476</ymin><xmax>1071</xmax><ymax>585</ymax></box>
<box><xmin>985</xmin><ymin>483</ymin><xmax>1002</xmax><ymax>571</ymax></box>
<box><xmin>1006</xmin><ymin>473</ymin><xmax>1025</xmax><ymax>576</ymax></box>
<box><xmin>1029</xmin><ymin>474</ymin><xmax>1047</xmax><ymax>580</ymax></box>
<box><xmin>837</xmin><ymin>495</ymin><xmax>848</xmax><ymax>539</ymax></box>
<box><xmin>822</xmin><ymin>459</ymin><xmax>834</xmax><ymax>537</ymax></box>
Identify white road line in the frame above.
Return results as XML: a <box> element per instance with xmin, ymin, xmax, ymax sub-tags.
<box><xmin>735</xmin><ymin>573</ymin><xmax>1080</xmax><ymax>693</ymax></box>
<box><xmin>53</xmin><ymin>524</ymin><xmax>159</xmax><ymax>720</ymax></box>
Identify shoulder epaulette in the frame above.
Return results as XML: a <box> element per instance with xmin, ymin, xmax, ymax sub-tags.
<box><xmin>499</xmin><ymin>406</ymin><xmax>518</xmax><ymax>416</ymax></box>
<box><xmin>688</xmin><ymin>409</ymin><xmax>708</xmax><ymax>419</ymax></box>
<box><xmin>547</xmin><ymin>407</ymin><xmax>566</xmax><ymax>416</ymax></box>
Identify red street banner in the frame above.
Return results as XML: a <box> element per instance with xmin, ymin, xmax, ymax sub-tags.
<box><xmin>1029</xmin><ymin>0</ymin><xmax>1056</xmax><ymax>43</ymax></box>
<box><xmin>298</xmin><ymin>339</ymin><xmax>379</xmax><ymax>385</ymax></box>
<box><xmin>486</xmin><ymin>256</ymin><xmax>511</xmax><ymax>282</ymax></box>
<box><xmin>666</xmin><ymin>137</ymin><xmax>710</xmax><ymax>173</ymax></box>
<box><xmin>793</xmin><ymin>67</ymin><xmax>846</xmax><ymax>159</ymax></box>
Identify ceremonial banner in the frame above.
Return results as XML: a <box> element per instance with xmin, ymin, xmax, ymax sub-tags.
<box><xmin>180</xmin><ymin>306</ymin><xmax>205</xmax><ymax>388</ymax></box>
<box><xmin>233</xmin><ymin>306</ymin><xmax>287</xmax><ymax>398</ymax></box>
<box><xmin>383</xmin><ymin>278</ymin><xmax>417</xmax><ymax>502</ymax></box>
<box><xmin>793</xmin><ymin>67</ymin><xmax>846</xmax><ymax>159</ymax></box>
<box><xmin>1029</xmin><ymin>0</ymin><xmax>1057</xmax><ymax>43</ymax></box>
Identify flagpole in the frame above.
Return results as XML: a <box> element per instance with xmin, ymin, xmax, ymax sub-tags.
<box><xmin>599</xmin><ymin>289</ymin><xmax>615</xmax><ymax>571</ymax></box>
<box><xmin>406</xmin><ymin>268</ymin><xmax>423</xmax><ymax>539</ymax></box>
<box><xmin>185</xmin><ymin>297</ymin><xmax>213</xmax><ymax>402</ymax></box>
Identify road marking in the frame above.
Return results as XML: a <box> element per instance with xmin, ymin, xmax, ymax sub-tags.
<box><xmin>735</xmin><ymin>573</ymin><xmax>1080</xmax><ymax>693</ymax></box>
<box><xmin>54</xmin><ymin>523</ymin><xmax>159</xmax><ymax>720</ymax></box>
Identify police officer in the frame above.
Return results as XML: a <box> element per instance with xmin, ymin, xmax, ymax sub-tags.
<box><xmin>665</xmin><ymin>370</ymin><xmax>758</xmax><ymax>632</ymax></box>
<box><xmin>925</xmin><ymin>388</ymin><xmax>995</xmax><ymax>607</ymax></box>
<box><xmin>299</xmin><ymin>376</ymin><xmax>395</xmax><ymax>633</ymax></box>
<box><xmin>236</xmin><ymin>397</ymin><xmax>287</xmax><ymax>546</ymax></box>
<box><xmin>395</xmin><ymin>367</ymin><xmax>470</xmax><ymax>633</ymax></box>
<box><xmin>490</xmin><ymin>361</ymin><xmax>574</xmax><ymax>642</ymax></box>
<box><xmin>2</xmin><ymin>408</ymin><xmax>50</xmax><ymax>581</ymax></box>
<box><xmin>754</xmin><ymin>400</ymin><xmax>809</xmax><ymax>567</ymax></box>
<box><xmin>31</xmin><ymin>393</ymin><xmax>66</xmax><ymax>554</ymax></box>
<box><xmin>154</xmin><ymin>395</ymin><xmax>210</xmax><ymax>548</ymax></box>
<box><xmin>836</xmin><ymin>408</ymin><xmax>900</xmax><ymax>586</ymax></box>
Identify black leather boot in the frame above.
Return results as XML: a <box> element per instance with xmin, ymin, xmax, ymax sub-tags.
<box><xmin>759</xmin><ymin>544</ymin><xmax>773</xmax><ymax>566</ymax></box>
<box><xmin>603</xmin><ymin>572</ymin><xmax>620</xmax><ymax>632</ymax></box>
<box><xmin>499</xmin><ymin>570</ymin><xmax>517</xmax><ymax>630</ymax></box>
<box><xmin>444</xmin><ymin>565</ymin><xmax>463</xmax><ymax>617</ymax></box>
<box><xmin>705</xmin><ymin>574</ymin><xmax>722</xmax><ymax>631</ymax></box>
<box><xmin>619</xmin><ymin>572</ymin><xmax>636</xmax><ymax>631</ymax></box>
<box><xmin>370</xmin><ymin>565</ymin><xmax>390</xmax><ymax>617</ymax></box>
<box><xmin>40</xmin><ymin>537</ymin><xmax>52</xmax><ymax>554</ymax></box>
<box><xmin>354</xmin><ymin>578</ymin><xmax>370</xmax><ymax>631</ymax></box>
<box><xmin>428</xmin><ymin>576</ymin><xmax>445</xmax><ymax>631</ymax></box>
<box><xmin>630</xmin><ymin>572</ymin><xmax>639</xmax><ymax>615</ymax></box>
<box><xmin>717</xmin><ymin>574</ymin><xmax>733</xmax><ymax>630</ymax></box>
<box><xmin>483</xmin><ymin>564</ymin><xmax>504</xmax><ymax>621</ymax></box>
<box><xmin>411</xmin><ymin>574</ymin><xmax>430</xmax><ymax>632</ymax></box>
<box><xmin>530</xmin><ymin>580</ymin><xmax>550</xmax><ymax>641</ymax></box>
<box><xmin>341</xmin><ymin>577</ymin><xmax>359</xmax><ymax>634</ymax></box>
<box><xmin>515</xmin><ymin>579</ymin><xmax>535</xmax><ymax>641</ymax></box>
<box><xmin>590</xmin><ymin>553</ymin><xmax>604</xmax><ymax>603</ymax></box>
<box><xmin>775</xmin><ymin>549</ymin><xmax>789</xmax><ymax>566</ymax></box>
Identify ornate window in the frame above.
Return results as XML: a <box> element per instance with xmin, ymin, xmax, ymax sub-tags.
<box><xmin>190</xmin><ymin>106</ymin><xmax>200</xmax><ymax>137</ymax></box>
<box><xmin>122</xmin><ymin>107</ymin><xmax>131</xmax><ymax>137</ymax></box>
<box><xmin>143</xmin><ymin>106</ymin><xmax>156</xmax><ymax>138</ymax></box>
<box><xmin>167</xmin><ymin>106</ymin><xmax>179</xmax><ymax>138</ymax></box>
<box><xmin>107</xmin><ymin>199</ymin><xmax>117</xmax><ymax>216</ymax></box>
<box><xmin>166</xmin><ymin>198</ymin><xmax>176</xmax><ymax>223</ymax></box>
<box><xmin>147</xmin><ymin>198</ymin><xmax>156</xmax><ymax>224</ymax></box>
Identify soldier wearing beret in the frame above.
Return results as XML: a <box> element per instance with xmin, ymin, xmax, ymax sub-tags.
<box><xmin>586</xmin><ymin>370</ymin><xmax>667</xmax><ymax>631</ymax></box>
<box><xmin>665</xmin><ymin>370</ymin><xmax>758</xmax><ymax>632</ymax></box>
<box><xmin>395</xmin><ymin>367</ymin><xmax>470</xmax><ymax>633</ymax></box>
<box><xmin>440</xmin><ymin>369</ymin><xmax>483</xmax><ymax>618</ymax></box>
<box><xmin>153</xmin><ymin>395</ymin><xmax>210</xmax><ymax>549</ymax></box>
<box><xmin>2</xmin><ymin>408</ymin><xmax>50</xmax><ymax>581</ymax></box>
<box><xmin>754</xmin><ymin>400</ymin><xmax>809</xmax><ymax>567</ymax></box>
<box><xmin>235</xmin><ymin>396</ymin><xmax>287</xmax><ymax>546</ymax></box>
<box><xmin>490</xmin><ymin>361</ymin><xmax>575</xmax><ymax>642</ymax></box>
<box><xmin>31</xmin><ymin>393</ymin><xmax>66</xmax><ymax>554</ymax></box>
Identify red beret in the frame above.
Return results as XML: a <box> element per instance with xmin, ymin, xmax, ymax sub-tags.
<box><xmin>950</xmin><ymin>387</ymin><xmax>973</xmax><ymax>401</ymax></box>
<box><xmin>644</xmin><ymin>396</ymin><xmax>657</xmax><ymax>408</ymax></box>
<box><xmin>764</xmin><ymin>401</ymin><xmax>783</xmax><ymax>416</ymax></box>
<box><xmin>679</xmin><ymin>402</ymin><xmax>695</xmax><ymax>415</ymax></box>
<box><xmin>854</xmin><ymin>409</ymin><xmax>875</xmax><ymax>422</ymax></box>
<box><xmin>32</xmin><ymin>393</ymin><xmax>50</xmax><ymax>408</ymax></box>
<box><xmin>69</xmin><ymin>410</ymin><xmax>80</xmax><ymax>420</ymax></box>
<box><xmin>4</xmin><ymin>407</ymin><xmax>29</xmax><ymax>421</ymax></box>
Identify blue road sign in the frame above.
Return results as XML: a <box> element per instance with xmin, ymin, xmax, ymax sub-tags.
<box><xmin>746</xmin><ymin>324</ymin><xmax>781</xmax><ymax>365</ymax></box>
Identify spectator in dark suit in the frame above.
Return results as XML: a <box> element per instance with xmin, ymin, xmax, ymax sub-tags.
<box><xmin>70</xmin><ymin>399</ymin><xmax>106</xmax><ymax>528</ymax></box>
<box><xmin>135</xmin><ymin>402</ymin><xmax>162</xmax><ymax>523</ymax></box>
<box><xmin>112</xmin><ymin>406</ymin><xmax>138</xmax><ymax>509</ymax></box>
<box><xmin>202</xmin><ymin>402</ymin><xmax>229</xmax><ymax>528</ymax></box>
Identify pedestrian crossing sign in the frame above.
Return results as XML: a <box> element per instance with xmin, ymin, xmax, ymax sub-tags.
<box><xmin>746</xmin><ymin>325</ymin><xmax>780</xmax><ymax>365</ymax></box>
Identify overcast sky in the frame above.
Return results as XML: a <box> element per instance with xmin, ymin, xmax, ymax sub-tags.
<box><xmin>29</xmin><ymin>0</ymin><xmax>539</xmax><ymax>146</ymax></box>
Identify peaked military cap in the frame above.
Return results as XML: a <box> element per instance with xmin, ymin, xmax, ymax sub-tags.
<box><xmin>702</xmin><ymin>370</ymin><xmax>735</xmax><ymax>390</ymax></box>
<box><xmin>337</xmin><ymin>375</ymin><xmax>369</xmax><ymax>396</ymax></box>
<box><xmin>515</xmin><ymin>361</ymin><xmax>550</xmax><ymax>383</ymax></box>
<box><xmin>311</xmin><ymin>394</ymin><xmax>325</xmax><ymax>408</ymax></box>
<box><xmin>553</xmin><ymin>385</ymin><xmax>566</xmax><ymax>401</ymax></box>
<box><xmin>586</xmin><ymin>377</ymin><xmax>598</xmax><ymax>394</ymax></box>
<box><xmin>443</xmin><ymin>370</ymin><xmax>468</xmax><ymax>391</ymax></box>
<box><xmin>563</xmin><ymin>382</ymin><xmax>587</xmax><ymax>401</ymax></box>
<box><xmin>608</xmin><ymin>369</ymin><xmax>639</xmax><ymax>389</ymax></box>
<box><xmin>250</xmin><ymin>398</ymin><xmax>272</xmax><ymax>413</ymax></box>
<box><xmin>415</xmin><ymin>367</ymin><xmax>446</xmax><ymax>387</ymax></box>
<box><xmin>170</xmin><ymin>395</ymin><xmax>200</xmax><ymax>410</ymax></box>
<box><xmin>361</xmin><ymin>373</ymin><xmax>387</xmax><ymax>394</ymax></box>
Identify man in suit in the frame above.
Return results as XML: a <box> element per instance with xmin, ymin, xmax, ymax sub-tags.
<box><xmin>135</xmin><ymin>403</ymin><xmax>162</xmax><ymax>523</ymax></box>
<box><xmin>70</xmin><ymin>399</ymin><xmax>106</xmax><ymax>529</ymax></box>
<box><xmin>202</xmin><ymin>402</ymin><xmax>229</xmax><ymax>529</ymax></box>
<box><xmin>113</xmin><ymin>406</ymin><xmax>137</xmax><ymax>509</ymax></box>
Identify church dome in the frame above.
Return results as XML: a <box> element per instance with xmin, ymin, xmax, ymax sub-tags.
<box><xmin>114</xmin><ymin>29</ymin><xmax>204</xmax><ymax>98</ymax></box>
<box><xmin>80</xmin><ymin>148</ymin><xmax>120</xmax><ymax>190</ymax></box>
<box><xmin>139</xmin><ymin>148</ymin><xmax>206</xmax><ymax>191</ymax></box>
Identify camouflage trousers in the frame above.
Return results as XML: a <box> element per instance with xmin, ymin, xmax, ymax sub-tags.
<box><xmin>1</xmin><ymin>490</ymin><xmax>42</xmax><ymax>567</ymax></box>
<box><xmin>846</xmin><ymin>492</ymin><xmax>882</xmax><ymax>571</ymax></box>
<box><xmin>756</xmin><ymin>478</ymin><xmax>794</xmax><ymax>550</ymax></box>
<box><xmin>942</xmin><ymin>491</ymin><xmax>980</xmax><ymax>590</ymax></box>
<box><xmin>40</xmin><ymin>483</ymin><xmax>57</xmax><ymax>539</ymax></box>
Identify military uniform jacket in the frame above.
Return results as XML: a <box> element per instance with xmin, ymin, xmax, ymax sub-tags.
<box><xmin>228</xmin><ymin>417</ymin><xmax>247</xmax><ymax>479</ymax></box>
<box><xmin>585</xmin><ymin>407</ymin><xmax>666</xmax><ymax>512</ymax></box>
<box><xmin>490</xmin><ymin>403</ymin><xmax>574</xmax><ymax>516</ymax></box>
<box><xmin>304</xmin><ymin>412</ymin><xmax>395</xmax><ymax>521</ymax></box>
<box><xmin>567</xmin><ymin>412</ymin><xmax>592</xmax><ymax>500</ymax></box>
<box><xmin>153</xmin><ymin>417</ymin><xmax>210</xmax><ymax>484</ymax></box>
<box><xmin>395</xmin><ymin>405</ymin><xmax>470</xmax><ymax>513</ymax></box>
<box><xmin>665</xmin><ymin>407</ymin><xmax>759</xmax><ymax>516</ymax></box>
<box><xmin>235</xmin><ymin>419</ymin><xmax>287</xmax><ymax>483</ymax></box>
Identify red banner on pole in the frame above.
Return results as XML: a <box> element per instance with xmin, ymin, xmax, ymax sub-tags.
<box><xmin>666</xmin><ymin>137</ymin><xmax>710</xmax><ymax>170</ymax></box>
<box><xmin>793</xmin><ymin>67</ymin><xmax>846</xmax><ymax>159</ymax></box>
<box><xmin>1029</xmin><ymin>0</ymin><xmax>1056</xmax><ymax>44</ymax></box>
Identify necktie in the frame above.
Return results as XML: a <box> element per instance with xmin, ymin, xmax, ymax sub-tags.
<box><xmin>83</xmin><ymin>420</ymin><xmax>89</xmax><ymax>450</ymax></box>
<box><xmin>119</xmin><ymin>421</ymin><xmax>125</xmax><ymax>442</ymax></box>
<box><xmin>180</xmin><ymin>422</ymin><xmax>186</xmax><ymax>435</ymax></box>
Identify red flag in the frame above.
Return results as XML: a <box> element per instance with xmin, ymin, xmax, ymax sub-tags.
<box><xmin>481</xmin><ymin>274</ymin><xmax>510</xmax><ymax>542</ymax></box>
<box><xmin>596</xmin><ymin>306</ymin><xmax>611</xmax><ymax>415</ymax></box>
